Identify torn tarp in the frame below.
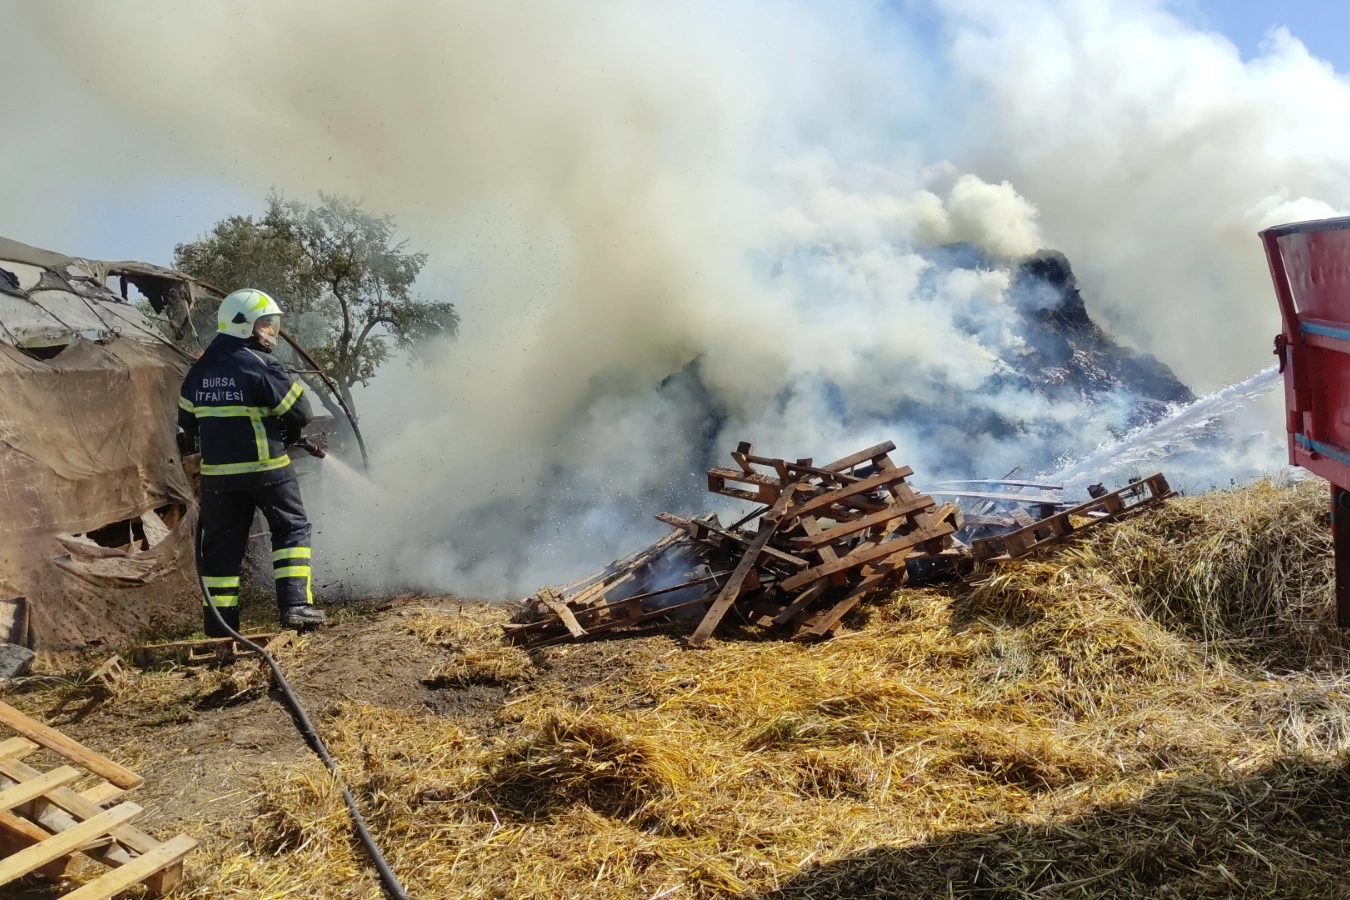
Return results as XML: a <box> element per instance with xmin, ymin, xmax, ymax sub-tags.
<box><xmin>0</xmin><ymin>237</ymin><xmax>202</xmax><ymax>649</ymax></box>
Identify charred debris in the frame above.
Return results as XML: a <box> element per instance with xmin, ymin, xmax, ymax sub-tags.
<box><xmin>509</xmin><ymin>440</ymin><xmax>1172</xmax><ymax>647</ymax></box>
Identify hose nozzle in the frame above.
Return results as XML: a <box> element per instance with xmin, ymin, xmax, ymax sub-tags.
<box><xmin>295</xmin><ymin>438</ymin><xmax>327</xmax><ymax>459</ymax></box>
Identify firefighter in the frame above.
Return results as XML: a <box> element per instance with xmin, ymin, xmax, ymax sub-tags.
<box><xmin>178</xmin><ymin>288</ymin><xmax>327</xmax><ymax>636</ymax></box>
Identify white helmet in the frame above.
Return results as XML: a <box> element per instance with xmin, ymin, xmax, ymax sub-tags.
<box><xmin>217</xmin><ymin>288</ymin><xmax>283</xmax><ymax>339</ymax></box>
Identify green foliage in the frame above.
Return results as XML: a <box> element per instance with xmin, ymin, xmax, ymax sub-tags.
<box><xmin>173</xmin><ymin>192</ymin><xmax>458</xmax><ymax>396</ymax></box>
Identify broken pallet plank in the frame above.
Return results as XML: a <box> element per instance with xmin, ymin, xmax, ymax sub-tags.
<box><xmin>779</xmin><ymin>519</ymin><xmax>954</xmax><ymax>592</ymax></box>
<box><xmin>797</xmin><ymin>517</ymin><xmax>841</xmax><ymax>566</ymax></box>
<box><xmin>565</xmin><ymin>531</ymin><xmax>688</xmax><ymax>608</ymax></box>
<box><xmin>820</xmin><ymin>441</ymin><xmax>897</xmax><ymax>473</ymax></box>
<box><xmin>0</xmin><ymin>802</ymin><xmax>142</xmax><ymax>887</ymax></box>
<box><xmin>534</xmin><ymin>586</ymin><xmax>723</xmax><ymax>646</ymax></box>
<box><xmin>130</xmin><ymin>632</ymin><xmax>283</xmax><ymax>669</ymax></box>
<box><xmin>688</xmin><ymin>489</ymin><xmax>794</xmax><ymax>648</ymax></box>
<box><xmin>789</xmin><ymin>494</ymin><xmax>935</xmax><ymax>549</ymax></box>
<box><xmin>61</xmin><ymin>834</ymin><xmax>198</xmax><ymax>900</ymax></box>
<box><xmin>775</xmin><ymin>466</ymin><xmax>915</xmax><ymax>522</ymax></box>
<box><xmin>926</xmin><ymin>489</ymin><xmax>1070</xmax><ymax>506</ymax></box>
<box><xmin>0</xmin><ymin>766</ymin><xmax>81</xmax><ymax>813</ymax></box>
<box><xmin>0</xmin><ymin>758</ymin><xmax>158</xmax><ymax>862</ymax></box>
<box><xmin>707</xmin><ymin>466</ymin><xmax>782</xmax><ymax>490</ymax></box>
<box><xmin>0</xmin><ymin>809</ymin><xmax>70</xmax><ymax>880</ymax></box>
<box><xmin>971</xmin><ymin>474</ymin><xmax>1172</xmax><ymax>561</ymax></box>
<box><xmin>659</xmin><ymin>513</ymin><xmax>810</xmax><ymax>569</ymax></box>
<box><xmin>79</xmin><ymin>782</ymin><xmax>126</xmax><ymax>808</ymax></box>
<box><xmin>772</xmin><ymin>582</ymin><xmax>829</xmax><ymax>627</ymax></box>
<box><xmin>796</xmin><ymin>558</ymin><xmax>907</xmax><ymax>639</ymax></box>
<box><xmin>507</xmin><ymin>572</ymin><xmax>730</xmax><ymax>638</ymax></box>
<box><xmin>875</xmin><ymin>457</ymin><xmax>950</xmax><ymax>556</ymax></box>
<box><xmin>559</xmin><ymin>529</ymin><xmax>688</xmax><ymax>599</ymax></box>
<box><xmin>0</xmin><ymin>738</ymin><xmax>37</xmax><ymax>762</ymax></box>
<box><xmin>535</xmin><ymin>589</ymin><xmax>586</xmax><ymax>639</ymax></box>
<box><xmin>0</xmin><ymin>702</ymin><xmax>142</xmax><ymax>790</ymax></box>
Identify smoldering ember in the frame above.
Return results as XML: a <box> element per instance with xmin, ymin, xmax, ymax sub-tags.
<box><xmin>6</xmin><ymin>4</ymin><xmax>1350</xmax><ymax>900</ymax></box>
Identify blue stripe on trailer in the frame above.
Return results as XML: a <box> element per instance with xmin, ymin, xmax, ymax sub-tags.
<box><xmin>1300</xmin><ymin>322</ymin><xmax>1350</xmax><ymax>343</ymax></box>
<box><xmin>1295</xmin><ymin>433</ymin><xmax>1350</xmax><ymax>468</ymax></box>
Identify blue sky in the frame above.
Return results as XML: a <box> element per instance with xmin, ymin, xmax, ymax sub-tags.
<box><xmin>1180</xmin><ymin>0</ymin><xmax>1350</xmax><ymax>69</ymax></box>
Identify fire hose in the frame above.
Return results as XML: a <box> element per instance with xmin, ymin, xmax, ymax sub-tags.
<box><xmin>193</xmin><ymin>456</ymin><xmax>409</xmax><ymax>900</ymax></box>
<box><xmin>281</xmin><ymin>331</ymin><xmax>370</xmax><ymax>472</ymax></box>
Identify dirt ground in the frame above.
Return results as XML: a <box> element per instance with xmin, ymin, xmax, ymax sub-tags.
<box><xmin>0</xmin><ymin>595</ymin><xmax>690</xmax><ymax>898</ymax></box>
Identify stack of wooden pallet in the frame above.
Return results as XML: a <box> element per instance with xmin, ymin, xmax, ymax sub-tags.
<box><xmin>507</xmin><ymin>440</ymin><xmax>961</xmax><ymax>647</ymax></box>
<box><xmin>0</xmin><ymin>700</ymin><xmax>196</xmax><ymax>898</ymax></box>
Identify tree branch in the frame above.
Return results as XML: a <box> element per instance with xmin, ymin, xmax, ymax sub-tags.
<box><xmin>349</xmin><ymin>315</ymin><xmax>389</xmax><ymax>376</ymax></box>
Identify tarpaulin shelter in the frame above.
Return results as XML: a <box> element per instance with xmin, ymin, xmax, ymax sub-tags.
<box><xmin>0</xmin><ymin>236</ymin><xmax>203</xmax><ymax>650</ymax></box>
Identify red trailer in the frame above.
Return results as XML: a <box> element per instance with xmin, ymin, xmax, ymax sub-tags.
<box><xmin>1261</xmin><ymin>216</ymin><xmax>1350</xmax><ymax>626</ymax></box>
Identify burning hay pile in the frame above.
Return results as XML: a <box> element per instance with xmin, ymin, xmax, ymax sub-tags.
<box><xmin>511</xmin><ymin>440</ymin><xmax>1172</xmax><ymax>647</ymax></box>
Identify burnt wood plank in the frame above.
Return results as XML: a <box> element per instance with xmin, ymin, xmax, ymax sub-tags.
<box><xmin>657</xmin><ymin>513</ymin><xmax>809</xmax><ymax>569</ymax></box>
<box><xmin>820</xmin><ymin>441</ymin><xmax>897</xmax><ymax>473</ymax></box>
<box><xmin>535</xmin><ymin>589</ymin><xmax>586</xmax><ymax>639</ymax></box>
<box><xmin>796</xmin><ymin>557</ymin><xmax>906</xmax><ymax>639</ymax></box>
<box><xmin>925</xmin><ymin>489</ymin><xmax>1070</xmax><ymax>506</ymax></box>
<box><xmin>779</xmin><ymin>519</ymin><xmax>953</xmax><ymax>592</ymax></box>
<box><xmin>688</xmin><ymin>488</ymin><xmax>795</xmax><ymax>647</ymax></box>
<box><xmin>970</xmin><ymin>474</ymin><xmax>1172</xmax><ymax>561</ymax></box>
<box><xmin>790</xmin><ymin>494</ymin><xmax>935</xmax><ymax>548</ymax></box>
<box><xmin>777</xmin><ymin>467</ymin><xmax>914</xmax><ymax>522</ymax></box>
<box><xmin>772</xmin><ymin>582</ymin><xmax>829</xmax><ymax>626</ymax></box>
<box><xmin>534</xmin><ymin>586</ymin><xmax>723</xmax><ymax>646</ymax></box>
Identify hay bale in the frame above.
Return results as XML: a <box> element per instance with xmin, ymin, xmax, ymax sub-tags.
<box><xmin>1081</xmin><ymin>479</ymin><xmax>1343</xmax><ymax>667</ymax></box>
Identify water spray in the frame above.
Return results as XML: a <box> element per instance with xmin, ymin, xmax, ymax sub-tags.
<box><xmin>1049</xmin><ymin>365</ymin><xmax>1282</xmax><ymax>484</ymax></box>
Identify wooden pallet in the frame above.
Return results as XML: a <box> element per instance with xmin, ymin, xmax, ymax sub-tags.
<box><xmin>970</xmin><ymin>474</ymin><xmax>1173</xmax><ymax>561</ymax></box>
<box><xmin>131</xmin><ymin>631</ymin><xmax>291</xmax><ymax>669</ymax></box>
<box><xmin>0</xmin><ymin>700</ymin><xmax>196</xmax><ymax>897</ymax></box>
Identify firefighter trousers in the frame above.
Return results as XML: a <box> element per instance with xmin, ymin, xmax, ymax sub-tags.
<box><xmin>197</xmin><ymin>478</ymin><xmax>314</xmax><ymax>637</ymax></box>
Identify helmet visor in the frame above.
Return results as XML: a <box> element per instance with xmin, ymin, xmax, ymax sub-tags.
<box><xmin>254</xmin><ymin>314</ymin><xmax>281</xmax><ymax>333</ymax></box>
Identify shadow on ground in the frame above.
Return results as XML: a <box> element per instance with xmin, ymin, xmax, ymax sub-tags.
<box><xmin>750</xmin><ymin>755</ymin><xmax>1350</xmax><ymax>899</ymax></box>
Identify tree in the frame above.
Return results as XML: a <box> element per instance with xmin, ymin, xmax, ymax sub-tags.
<box><xmin>173</xmin><ymin>192</ymin><xmax>459</xmax><ymax>412</ymax></box>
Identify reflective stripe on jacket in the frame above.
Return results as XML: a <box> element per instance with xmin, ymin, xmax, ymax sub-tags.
<box><xmin>178</xmin><ymin>334</ymin><xmax>313</xmax><ymax>491</ymax></box>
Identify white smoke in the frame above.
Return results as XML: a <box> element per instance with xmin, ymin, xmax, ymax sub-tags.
<box><xmin>942</xmin><ymin>0</ymin><xmax>1350</xmax><ymax>388</ymax></box>
<box><xmin>0</xmin><ymin>0</ymin><xmax>1340</xmax><ymax>597</ymax></box>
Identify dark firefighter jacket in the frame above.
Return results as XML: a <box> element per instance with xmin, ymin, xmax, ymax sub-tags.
<box><xmin>178</xmin><ymin>334</ymin><xmax>313</xmax><ymax>491</ymax></box>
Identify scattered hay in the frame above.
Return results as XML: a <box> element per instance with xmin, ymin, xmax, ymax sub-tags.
<box><xmin>412</xmin><ymin>608</ymin><xmax>536</xmax><ymax>686</ymax></box>
<box><xmin>161</xmin><ymin>480</ymin><xmax>1350</xmax><ymax>898</ymax></box>
<box><xmin>786</xmin><ymin>747</ymin><xmax>884</xmax><ymax>800</ymax></box>
<box><xmin>425</xmin><ymin>644</ymin><xmax>535</xmax><ymax>687</ymax></box>
<box><xmin>477</xmin><ymin>710</ymin><xmax>682</xmax><ymax>823</ymax></box>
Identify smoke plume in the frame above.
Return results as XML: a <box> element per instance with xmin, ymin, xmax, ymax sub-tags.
<box><xmin>1</xmin><ymin>1</ymin><xmax>1344</xmax><ymax>597</ymax></box>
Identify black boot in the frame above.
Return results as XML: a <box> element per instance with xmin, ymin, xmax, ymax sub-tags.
<box><xmin>204</xmin><ymin>604</ymin><xmax>241</xmax><ymax>638</ymax></box>
<box><xmin>281</xmin><ymin>605</ymin><xmax>327</xmax><ymax>628</ymax></box>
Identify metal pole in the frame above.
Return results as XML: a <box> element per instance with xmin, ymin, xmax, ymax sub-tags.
<box><xmin>1334</xmin><ymin>485</ymin><xmax>1350</xmax><ymax>627</ymax></box>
